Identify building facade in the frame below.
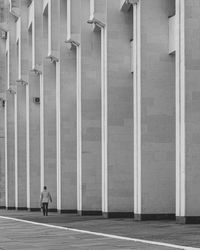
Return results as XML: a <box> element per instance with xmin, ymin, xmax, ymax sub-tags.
<box><xmin>0</xmin><ymin>0</ymin><xmax>199</xmax><ymax>223</ymax></box>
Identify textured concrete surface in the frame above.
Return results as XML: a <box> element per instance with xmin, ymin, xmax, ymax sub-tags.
<box><xmin>185</xmin><ymin>0</ymin><xmax>200</xmax><ymax>216</ymax></box>
<box><xmin>28</xmin><ymin>72</ymin><xmax>40</xmax><ymax>209</ymax></box>
<box><xmin>81</xmin><ymin>0</ymin><xmax>102</xmax><ymax>211</ymax></box>
<box><xmin>0</xmin><ymin>217</ymin><xmax>183</xmax><ymax>250</ymax></box>
<box><xmin>16</xmin><ymin>85</ymin><xmax>27</xmax><ymax>208</ymax></box>
<box><xmin>0</xmin><ymin>210</ymin><xmax>199</xmax><ymax>249</ymax></box>
<box><xmin>140</xmin><ymin>0</ymin><xmax>175</xmax><ymax>215</ymax></box>
<box><xmin>107</xmin><ymin>0</ymin><xmax>133</xmax><ymax>213</ymax></box>
<box><xmin>60</xmin><ymin>0</ymin><xmax>77</xmax><ymax>211</ymax></box>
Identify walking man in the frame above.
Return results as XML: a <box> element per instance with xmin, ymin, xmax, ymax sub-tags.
<box><xmin>40</xmin><ymin>186</ymin><xmax>52</xmax><ymax>216</ymax></box>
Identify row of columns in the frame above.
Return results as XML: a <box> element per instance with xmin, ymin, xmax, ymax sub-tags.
<box><xmin>0</xmin><ymin>0</ymin><xmax>200</xmax><ymax>223</ymax></box>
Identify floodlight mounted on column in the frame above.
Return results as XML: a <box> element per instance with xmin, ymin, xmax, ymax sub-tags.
<box><xmin>7</xmin><ymin>87</ymin><xmax>16</xmax><ymax>95</ymax></box>
<box><xmin>168</xmin><ymin>15</ymin><xmax>176</xmax><ymax>55</ymax></box>
<box><xmin>87</xmin><ymin>18</ymin><xmax>105</xmax><ymax>28</ymax></box>
<box><xmin>0</xmin><ymin>25</ymin><xmax>8</xmax><ymax>40</ymax></box>
<box><xmin>120</xmin><ymin>0</ymin><xmax>139</xmax><ymax>12</ymax></box>
<box><xmin>65</xmin><ymin>38</ymin><xmax>80</xmax><ymax>50</ymax></box>
<box><xmin>9</xmin><ymin>0</ymin><xmax>20</xmax><ymax>19</ymax></box>
<box><xmin>87</xmin><ymin>18</ymin><xmax>105</xmax><ymax>33</ymax></box>
<box><xmin>30</xmin><ymin>68</ymin><xmax>42</xmax><ymax>76</ymax></box>
<box><xmin>16</xmin><ymin>79</ymin><xmax>28</xmax><ymax>86</ymax></box>
<box><xmin>46</xmin><ymin>55</ymin><xmax>59</xmax><ymax>63</ymax></box>
<box><xmin>0</xmin><ymin>92</ymin><xmax>6</xmax><ymax>107</ymax></box>
<box><xmin>0</xmin><ymin>30</ymin><xmax>7</xmax><ymax>39</ymax></box>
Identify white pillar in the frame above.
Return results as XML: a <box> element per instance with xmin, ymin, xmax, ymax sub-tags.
<box><xmin>4</xmin><ymin>99</ymin><xmax>8</xmax><ymax>208</ymax></box>
<box><xmin>175</xmin><ymin>0</ymin><xmax>185</xmax><ymax>218</ymax></box>
<box><xmin>56</xmin><ymin>60</ymin><xmax>61</xmax><ymax>211</ymax></box>
<box><xmin>26</xmin><ymin>83</ymin><xmax>30</xmax><ymax>209</ymax></box>
<box><xmin>77</xmin><ymin>45</ymin><xmax>82</xmax><ymax>212</ymax></box>
<box><xmin>14</xmin><ymin>92</ymin><xmax>18</xmax><ymax>208</ymax></box>
<box><xmin>133</xmin><ymin>0</ymin><xmax>142</xmax><ymax>217</ymax></box>
<box><xmin>40</xmin><ymin>73</ymin><xmax>44</xmax><ymax>191</ymax></box>
<box><xmin>101</xmin><ymin>26</ymin><xmax>108</xmax><ymax>214</ymax></box>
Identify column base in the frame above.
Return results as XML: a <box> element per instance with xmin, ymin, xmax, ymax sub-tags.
<box><xmin>134</xmin><ymin>213</ymin><xmax>175</xmax><ymax>221</ymax></box>
<box><xmin>28</xmin><ymin>208</ymin><xmax>41</xmax><ymax>212</ymax></box>
<box><xmin>48</xmin><ymin>208</ymin><xmax>57</xmax><ymax>212</ymax></box>
<box><xmin>57</xmin><ymin>209</ymin><xmax>77</xmax><ymax>214</ymax></box>
<box><xmin>103</xmin><ymin>212</ymin><xmax>134</xmax><ymax>218</ymax></box>
<box><xmin>176</xmin><ymin>216</ymin><xmax>200</xmax><ymax>224</ymax></box>
<box><xmin>16</xmin><ymin>207</ymin><xmax>27</xmax><ymax>211</ymax></box>
<box><xmin>78</xmin><ymin>210</ymin><xmax>102</xmax><ymax>216</ymax></box>
<box><xmin>6</xmin><ymin>207</ymin><xmax>16</xmax><ymax>210</ymax></box>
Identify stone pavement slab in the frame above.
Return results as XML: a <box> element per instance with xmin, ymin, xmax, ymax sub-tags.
<box><xmin>0</xmin><ymin>217</ymin><xmax>184</xmax><ymax>250</ymax></box>
<box><xmin>0</xmin><ymin>210</ymin><xmax>199</xmax><ymax>250</ymax></box>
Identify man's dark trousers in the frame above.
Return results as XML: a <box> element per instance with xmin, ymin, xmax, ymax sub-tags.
<box><xmin>42</xmin><ymin>202</ymin><xmax>49</xmax><ymax>216</ymax></box>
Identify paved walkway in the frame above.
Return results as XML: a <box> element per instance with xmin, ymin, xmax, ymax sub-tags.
<box><xmin>0</xmin><ymin>210</ymin><xmax>199</xmax><ymax>250</ymax></box>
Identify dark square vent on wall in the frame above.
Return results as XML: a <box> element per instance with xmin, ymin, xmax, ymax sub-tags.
<box><xmin>33</xmin><ymin>97</ymin><xmax>40</xmax><ymax>104</ymax></box>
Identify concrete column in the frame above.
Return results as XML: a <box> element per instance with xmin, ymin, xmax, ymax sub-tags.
<box><xmin>134</xmin><ymin>0</ymin><xmax>176</xmax><ymax>220</ymax></box>
<box><xmin>176</xmin><ymin>0</ymin><xmax>200</xmax><ymax>224</ymax></box>
<box><xmin>79</xmin><ymin>0</ymin><xmax>102</xmax><ymax>215</ymax></box>
<box><xmin>104</xmin><ymin>0</ymin><xmax>133</xmax><ymax>218</ymax></box>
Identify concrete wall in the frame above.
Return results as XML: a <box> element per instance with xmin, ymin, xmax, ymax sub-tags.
<box><xmin>81</xmin><ymin>0</ymin><xmax>102</xmax><ymax>213</ymax></box>
<box><xmin>17</xmin><ymin>85</ymin><xmax>27</xmax><ymax>208</ymax></box>
<box><xmin>0</xmin><ymin>105</ymin><xmax>5</xmax><ymax>207</ymax></box>
<box><xmin>6</xmin><ymin>94</ymin><xmax>15</xmax><ymax>208</ymax></box>
<box><xmin>140</xmin><ymin>0</ymin><xmax>175</xmax><ymax>215</ymax></box>
<box><xmin>0</xmin><ymin>23</ymin><xmax>6</xmax><ymax>208</ymax></box>
<box><xmin>43</xmin><ymin>60</ymin><xmax>57</xmax><ymax>210</ymax></box>
<box><xmin>16</xmin><ymin>3</ymin><xmax>29</xmax><ymax>209</ymax></box>
<box><xmin>185</xmin><ymin>0</ymin><xmax>200</xmax><ymax>216</ymax></box>
<box><xmin>107</xmin><ymin>0</ymin><xmax>133</xmax><ymax>214</ymax></box>
<box><xmin>28</xmin><ymin>73</ymin><xmax>40</xmax><ymax>209</ymax></box>
<box><xmin>6</xmin><ymin>14</ymin><xmax>17</xmax><ymax>208</ymax></box>
<box><xmin>59</xmin><ymin>0</ymin><xmax>77</xmax><ymax>211</ymax></box>
<box><xmin>42</xmin><ymin>2</ymin><xmax>57</xmax><ymax>210</ymax></box>
<box><xmin>1</xmin><ymin>0</ymin><xmax>200</xmax><ymax>223</ymax></box>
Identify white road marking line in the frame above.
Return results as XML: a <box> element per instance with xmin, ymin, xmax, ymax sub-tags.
<box><xmin>0</xmin><ymin>216</ymin><xmax>198</xmax><ymax>250</ymax></box>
